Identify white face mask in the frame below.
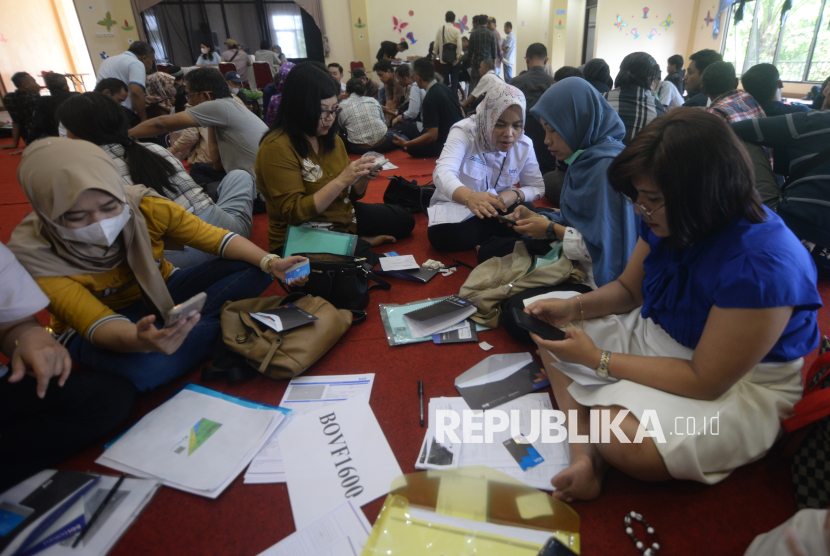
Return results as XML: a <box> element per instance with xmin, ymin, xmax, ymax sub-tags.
<box><xmin>56</xmin><ymin>203</ymin><xmax>131</xmax><ymax>247</ymax></box>
<box><xmin>230</xmin><ymin>87</ymin><xmax>240</xmax><ymax>94</ymax></box>
<box><xmin>201</xmin><ymin>47</ymin><xmax>209</xmax><ymax>54</ymax></box>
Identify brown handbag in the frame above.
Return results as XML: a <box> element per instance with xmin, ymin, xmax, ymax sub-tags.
<box><xmin>220</xmin><ymin>293</ymin><xmax>353</xmax><ymax>380</ymax></box>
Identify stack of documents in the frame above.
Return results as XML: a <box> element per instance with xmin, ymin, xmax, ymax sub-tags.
<box><xmin>244</xmin><ymin>374</ymin><xmax>375</xmax><ymax>484</ymax></box>
<box><xmin>415</xmin><ymin>394</ymin><xmax>570</xmax><ymax>491</ymax></box>
<box><xmin>402</xmin><ymin>295</ymin><xmax>477</xmax><ymax>338</ymax></box>
<box><xmin>249</xmin><ymin>304</ymin><xmax>318</xmax><ymax>333</ymax></box>
<box><xmin>96</xmin><ymin>384</ymin><xmax>288</xmax><ymax>499</ymax></box>
<box><xmin>256</xmin><ymin>500</ymin><xmax>371</xmax><ymax>556</ymax></box>
<box><xmin>455</xmin><ymin>353</ymin><xmax>549</xmax><ymax>409</ymax></box>
<box><xmin>0</xmin><ymin>470</ymin><xmax>159</xmax><ymax>556</ymax></box>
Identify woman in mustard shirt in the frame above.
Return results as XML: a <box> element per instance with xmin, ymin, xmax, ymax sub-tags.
<box><xmin>8</xmin><ymin>138</ymin><xmax>308</xmax><ymax>392</ymax></box>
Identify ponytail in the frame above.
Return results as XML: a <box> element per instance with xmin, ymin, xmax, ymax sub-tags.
<box><xmin>57</xmin><ymin>92</ymin><xmax>177</xmax><ymax>196</ymax></box>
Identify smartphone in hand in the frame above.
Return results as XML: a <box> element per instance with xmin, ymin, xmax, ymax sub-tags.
<box><xmin>164</xmin><ymin>292</ymin><xmax>207</xmax><ymax>328</ymax></box>
<box><xmin>511</xmin><ymin>307</ymin><xmax>567</xmax><ymax>341</ymax></box>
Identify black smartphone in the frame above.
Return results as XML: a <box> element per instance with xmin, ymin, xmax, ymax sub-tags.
<box><xmin>495</xmin><ymin>214</ymin><xmax>514</xmax><ymax>224</ymax></box>
<box><xmin>511</xmin><ymin>307</ymin><xmax>567</xmax><ymax>342</ymax></box>
<box><xmin>537</xmin><ymin>537</ymin><xmax>579</xmax><ymax>556</ymax></box>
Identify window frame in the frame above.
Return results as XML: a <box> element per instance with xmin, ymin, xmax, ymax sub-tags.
<box><xmin>720</xmin><ymin>0</ymin><xmax>829</xmax><ymax>82</ymax></box>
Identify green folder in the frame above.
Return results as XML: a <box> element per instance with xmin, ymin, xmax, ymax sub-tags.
<box><xmin>283</xmin><ymin>225</ymin><xmax>358</xmax><ymax>257</ymax></box>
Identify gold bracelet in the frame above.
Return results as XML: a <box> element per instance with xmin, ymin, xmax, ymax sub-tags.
<box><xmin>575</xmin><ymin>295</ymin><xmax>585</xmax><ymax>329</ymax></box>
<box><xmin>596</xmin><ymin>350</ymin><xmax>611</xmax><ymax>379</ymax></box>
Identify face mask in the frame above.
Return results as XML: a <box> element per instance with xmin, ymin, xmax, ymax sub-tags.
<box><xmin>56</xmin><ymin>203</ymin><xmax>131</xmax><ymax>247</ymax></box>
<box><xmin>201</xmin><ymin>47</ymin><xmax>209</xmax><ymax>54</ymax></box>
<box><xmin>230</xmin><ymin>87</ymin><xmax>240</xmax><ymax>94</ymax></box>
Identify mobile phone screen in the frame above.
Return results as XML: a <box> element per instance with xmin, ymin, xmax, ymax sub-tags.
<box><xmin>511</xmin><ymin>307</ymin><xmax>567</xmax><ymax>341</ymax></box>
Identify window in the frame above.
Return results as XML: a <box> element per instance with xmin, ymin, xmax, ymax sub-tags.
<box><xmin>721</xmin><ymin>0</ymin><xmax>829</xmax><ymax>82</ymax></box>
<box><xmin>267</xmin><ymin>3</ymin><xmax>307</xmax><ymax>59</ymax></box>
<box><xmin>142</xmin><ymin>9</ymin><xmax>169</xmax><ymax>63</ymax></box>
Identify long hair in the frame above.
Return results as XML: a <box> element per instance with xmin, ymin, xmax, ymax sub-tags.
<box><xmin>57</xmin><ymin>93</ymin><xmax>177</xmax><ymax>196</ymax></box>
<box><xmin>607</xmin><ymin>108</ymin><xmax>766</xmax><ymax>248</ymax></box>
<box><xmin>261</xmin><ymin>62</ymin><xmax>340</xmax><ymax>157</ymax></box>
<box><xmin>200</xmin><ymin>43</ymin><xmax>215</xmax><ymax>62</ymax></box>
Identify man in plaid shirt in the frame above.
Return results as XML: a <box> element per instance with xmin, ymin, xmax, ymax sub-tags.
<box><xmin>468</xmin><ymin>15</ymin><xmax>498</xmax><ymax>94</ymax></box>
<box><xmin>703</xmin><ymin>61</ymin><xmax>765</xmax><ymax>123</ymax></box>
<box><xmin>1</xmin><ymin>72</ymin><xmax>40</xmax><ymax>153</ymax></box>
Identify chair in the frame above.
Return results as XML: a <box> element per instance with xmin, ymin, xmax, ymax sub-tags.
<box><xmin>350</xmin><ymin>61</ymin><xmax>365</xmax><ymax>73</ymax></box>
<box><xmin>218</xmin><ymin>62</ymin><xmax>236</xmax><ymax>77</ymax></box>
<box><xmin>251</xmin><ymin>62</ymin><xmax>273</xmax><ymax>91</ymax></box>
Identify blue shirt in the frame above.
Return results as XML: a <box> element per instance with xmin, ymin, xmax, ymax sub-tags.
<box><xmin>640</xmin><ymin>208</ymin><xmax>821</xmax><ymax>362</ymax></box>
<box><xmin>761</xmin><ymin>100</ymin><xmax>811</xmax><ymax>117</ymax></box>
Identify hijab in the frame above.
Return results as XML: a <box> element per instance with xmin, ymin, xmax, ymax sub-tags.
<box><xmin>8</xmin><ymin>138</ymin><xmax>175</xmax><ymax>316</ymax></box>
<box><xmin>529</xmin><ymin>77</ymin><xmax>639</xmax><ymax>287</ymax></box>
<box><xmin>583</xmin><ymin>58</ymin><xmax>613</xmax><ymax>93</ymax></box>
<box><xmin>474</xmin><ymin>83</ymin><xmax>527</xmax><ymax>152</ymax></box>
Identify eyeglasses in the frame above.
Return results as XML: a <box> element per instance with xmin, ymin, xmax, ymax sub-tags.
<box><xmin>625</xmin><ymin>196</ymin><xmax>665</xmax><ymax>222</ymax></box>
<box><xmin>185</xmin><ymin>91</ymin><xmax>210</xmax><ymax>101</ymax></box>
<box><xmin>320</xmin><ymin>106</ymin><xmax>342</xmax><ymax>121</ymax></box>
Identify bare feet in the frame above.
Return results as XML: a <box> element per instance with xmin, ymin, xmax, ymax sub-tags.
<box><xmin>360</xmin><ymin>235</ymin><xmax>396</xmax><ymax>248</ymax></box>
<box><xmin>551</xmin><ymin>443</ymin><xmax>609</xmax><ymax>503</ymax></box>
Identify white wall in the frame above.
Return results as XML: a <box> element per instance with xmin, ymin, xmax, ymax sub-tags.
<box><xmin>565</xmin><ymin>0</ymin><xmax>585</xmax><ymax>67</ymax></box>
<box><xmin>517</xmin><ymin>0</ymin><xmax>546</xmax><ymax>70</ymax></box>
<box><xmin>323</xmin><ymin>0</ymin><xmax>355</xmax><ymax>65</ymax></box>
<box><xmin>595</xmin><ymin>0</ymin><xmax>696</xmax><ymax>81</ymax></box>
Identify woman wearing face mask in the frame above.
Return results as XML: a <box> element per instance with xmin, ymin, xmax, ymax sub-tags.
<box><xmin>427</xmin><ymin>83</ymin><xmax>544</xmax><ymax>255</ymax></box>
<box><xmin>525</xmin><ymin>109</ymin><xmax>820</xmax><ymax>502</ymax></box>
<box><xmin>195</xmin><ymin>43</ymin><xmax>221</xmax><ymax>67</ymax></box>
<box><xmin>256</xmin><ymin>63</ymin><xmax>414</xmax><ymax>266</ymax></box>
<box><xmin>7</xmin><ymin>138</ymin><xmax>308</xmax><ymax>392</ymax></box>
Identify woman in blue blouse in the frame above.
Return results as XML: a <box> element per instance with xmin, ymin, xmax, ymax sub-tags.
<box><xmin>526</xmin><ymin>108</ymin><xmax>821</xmax><ymax>502</ymax></box>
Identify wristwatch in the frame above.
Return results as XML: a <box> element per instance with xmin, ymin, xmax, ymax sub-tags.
<box><xmin>596</xmin><ymin>350</ymin><xmax>611</xmax><ymax>379</ymax></box>
<box><xmin>260</xmin><ymin>253</ymin><xmax>281</xmax><ymax>275</ymax></box>
<box><xmin>545</xmin><ymin>221</ymin><xmax>557</xmax><ymax>241</ymax></box>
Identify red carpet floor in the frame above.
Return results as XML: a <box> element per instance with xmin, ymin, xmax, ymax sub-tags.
<box><xmin>2</xmin><ymin>138</ymin><xmax>830</xmax><ymax>556</ymax></box>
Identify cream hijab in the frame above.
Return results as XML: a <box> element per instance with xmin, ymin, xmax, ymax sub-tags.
<box><xmin>474</xmin><ymin>82</ymin><xmax>527</xmax><ymax>153</ymax></box>
<box><xmin>8</xmin><ymin>138</ymin><xmax>175</xmax><ymax>316</ymax></box>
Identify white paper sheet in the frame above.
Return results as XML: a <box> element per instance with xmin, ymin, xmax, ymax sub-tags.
<box><xmin>379</xmin><ymin>255</ymin><xmax>419</xmax><ymax>272</ymax></box>
<box><xmin>256</xmin><ymin>501</ymin><xmax>371</xmax><ymax>556</ymax></box>
<box><xmin>521</xmin><ymin>290</ymin><xmax>581</xmax><ymax>307</ymax></box>
<box><xmin>416</xmin><ymin>395</ymin><xmax>569</xmax><ymax>491</ymax></box>
<box><xmin>426</xmin><ymin>203</ymin><xmax>473</xmax><ymax>226</ymax></box>
<box><xmin>281</xmin><ymin>398</ymin><xmax>402</xmax><ymax>529</ymax></box>
<box><xmin>97</xmin><ymin>388</ymin><xmax>281</xmax><ymax>497</ymax></box>
<box><xmin>244</xmin><ymin>375</ymin><xmax>375</xmax><ymax>484</ymax></box>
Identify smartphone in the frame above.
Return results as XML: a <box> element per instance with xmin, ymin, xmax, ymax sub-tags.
<box><xmin>495</xmin><ymin>214</ymin><xmax>515</xmax><ymax>224</ymax></box>
<box><xmin>164</xmin><ymin>292</ymin><xmax>207</xmax><ymax>328</ymax></box>
<box><xmin>511</xmin><ymin>307</ymin><xmax>567</xmax><ymax>342</ymax></box>
<box><xmin>284</xmin><ymin>259</ymin><xmax>310</xmax><ymax>282</ymax></box>
<box><xmin>537</xmin><ymin>537</ymin><xmax>579</xmax><ymax>556</ymax></box>
<box><xmin>370</xmin><ymin>158</ymin><xmax>389</xmax><ymax>173</ymax></box>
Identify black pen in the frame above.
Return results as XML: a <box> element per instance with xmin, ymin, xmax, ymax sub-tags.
<box><xmin>418</xmin><ymin>380</ymin><xmax>424</xmax><ymax>427</ymax></box>
<box><xmin>453</xmin><ymin>259</ymin><xmax>475</xmax><ymax>270</ymax></box>
<box><xmin>72</xmin><ymin>474</ymin><xmax>126</xmax><ymax>548</ymax></box>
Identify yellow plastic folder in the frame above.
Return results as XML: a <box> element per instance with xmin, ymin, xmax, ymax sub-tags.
<box><xmin>361</xmin><ymin>466</ymin><xmax>580</xmax><ymax>555</ymax></box>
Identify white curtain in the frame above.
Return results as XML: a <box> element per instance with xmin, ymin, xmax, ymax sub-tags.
<box><xmin>265</xmin><ymin>3</ymin><xmax>307</xmax><ymax>59</ymax></box>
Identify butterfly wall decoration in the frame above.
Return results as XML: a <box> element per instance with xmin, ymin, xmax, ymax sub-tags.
<box><xmin>660</xmin><ymin>14</ymin><xmax>673</xmax><ymax>28</ymax></box>
<box><xmin>614</xmin><ymin>15</ymin><xmax>628</xmax><ymax>31</ymax></box>
<box><xmin>392</xmin><ymin>16</ymin><xmax>409</xmax><ymax>33</ymax></box>
<box><xmin>454</xmin><ymin>15</ymin><xmax>469</xmax><ymax>33</ymax></box>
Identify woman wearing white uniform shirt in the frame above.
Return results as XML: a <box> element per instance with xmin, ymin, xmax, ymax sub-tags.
<box><xmin>427</xmin><ymin>83</ymin><xmax>544</xmax><ymax>255</ymax></box>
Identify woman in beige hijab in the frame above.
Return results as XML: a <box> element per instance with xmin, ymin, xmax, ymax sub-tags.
<box><xmin>8</xmin><ymin>138</ymin><xmax>307</xmax><ymax>391</ymax></box>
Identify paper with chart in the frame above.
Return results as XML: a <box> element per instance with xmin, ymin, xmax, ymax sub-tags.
<box><xmin>244</xmin><ymin>374</ymin><xmax>375</xmax><ymax>484</ymax></box>
<box><xmin>97</xmin><ymin>387</ymin><xmax>283</xmax><ymax>497</ymax></box>
<box><xmin>281</xmin><ymin>398</ymin><xmax>402</xmax><ymax>529</ymax></box>
<box><xmin>415</xmin><ymin>394</ymin><xmax>569</xmax><ymax>491</ymax></box>
<box><xmin>256</xmin><ymin>501</ymin><xmax>372</xmax><ymax>556</ymax></box>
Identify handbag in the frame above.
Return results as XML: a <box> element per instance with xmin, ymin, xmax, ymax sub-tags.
<box><xmin>295</xmin><ymin>252</ymin><xmax>391</xmax><ymax>312</ymax></box>
<box><xmin>459</xmin><ymin>241</ymin><xmax>585</xmax><ymax>327</ymax></box>
<box><xmin>383</xmin><ymin>175</ymin><xmax>436</xmax><ymax>214</ymax></box>
<box><xmin>441</xmin><ymin>26</ymin><xmax>458</xmax><ymax>65</ymax></box>
<box><xmin>782</xmin><ymin>338</ymin><xmax>830</xmax><ymax>509</ymax></box>
<box><xmin>215</xmin><ymin>292</ymin><xmax>353</xmax><ymax>380</ymax></box>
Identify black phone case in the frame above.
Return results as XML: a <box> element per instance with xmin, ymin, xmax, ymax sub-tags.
<box><xmin>511</xmin><ymin>307</ymin><xmax>567</xmax><ymax>342</ymax></box>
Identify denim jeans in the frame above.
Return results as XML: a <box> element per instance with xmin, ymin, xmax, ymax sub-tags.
<box><xmin>66</xmin><ymin>259</ymin><xmax>272</xmax><ymax>391</ymax></box>
<box><xmin>164</xmin><ymin>169</ymin><xmax>255</xmax><ymax>268</ymax></box>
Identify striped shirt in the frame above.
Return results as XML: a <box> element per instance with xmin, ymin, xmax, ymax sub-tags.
<box><xmin>338</xmin><ymin>93</ymin><xmax>388</xmax><ymax>147</ymax></box>
<box><xmin>603</xmin><ymin>87</ymin><xmax>665</xmax><ymax>145</ymax></box>
<box><xmin>101</xmin><ymin>142</ymin><xmax>213</xmax><ymax>216</ymax></box>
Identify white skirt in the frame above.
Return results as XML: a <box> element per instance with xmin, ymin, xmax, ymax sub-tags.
<box><xmin>550</xmin><ymin>308</ymin><xmax>804</xmax><ymax>484</ymax></box>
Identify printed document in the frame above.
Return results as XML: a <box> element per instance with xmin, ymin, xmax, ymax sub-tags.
<box><xmin>256</xmin><ymin>501</ymin><xmax>371</xmax><ymax>556</ymax></box>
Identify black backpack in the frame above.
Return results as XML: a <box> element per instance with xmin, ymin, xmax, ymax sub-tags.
<box><xmin>776</xmin><ymin>145</ymin><xmax>830</xmax><ymax>248</ymax></box>
<box><xmin>383</xmin><ymin>175</ymin><xmax>436</xmax><ymax>214</ymax></box>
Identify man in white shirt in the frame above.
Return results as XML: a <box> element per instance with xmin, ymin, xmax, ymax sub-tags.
<box><xmin>328</xmin><ymin>63</ymin><xmax>349</xmax><ymax>101</ymax></box>
<box><xmin>434</xmin><ymin>11</ymin><xmax>463</xmax><ymax>98</ymax></box>
<box><xmin>502</xmin><ymin>22</ymin><xmax>516</xmax><ymax>83</ymax></box>
<box><xmin>0</xmin><ymin>242</ymin><xmax>135</xmax><ymax>490</ymax></box>
<box><xmin>96</xmin><ymin>41</ymin><xmax>155</xmax><ymax>121</ymax></box>
<box><xmin>462</xmin><ymin>59</ymin><xmax>502</xmax><ymax>113</ymax></box>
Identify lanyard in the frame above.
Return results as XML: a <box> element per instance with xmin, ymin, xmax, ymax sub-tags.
<box><xmin>487</xmin><ymin>154</ymin><xmax>508</xmax><ymax>191</ymax></box>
